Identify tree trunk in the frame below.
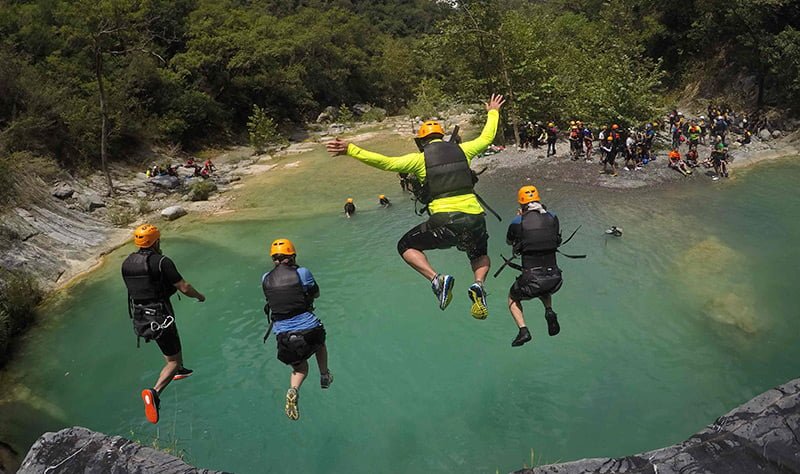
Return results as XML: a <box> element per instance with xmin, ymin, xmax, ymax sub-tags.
<box><xmin>95</xmin><ymin>47</ymin><xmax>114</xmax><ymax>196</ymax></box>
<box><xmin>498</xmin><ymin>49</ymin><xmax>520</xmax><ymax>148</ymax></box>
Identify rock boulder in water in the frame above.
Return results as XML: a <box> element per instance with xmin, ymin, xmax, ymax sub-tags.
<box><xmin>160</xmin><ymin>205</ymin><xmax>187</xmax><ymax>221</ymax></box>
<box><xmin>18</xmin><ymin>427</ymin><xmax>227</xmax><ymax>473</ymax></box>
<box><xmin>520</xmin><ymin>378</ymin><xmax>800</xmax><ymax>473</ymax></box>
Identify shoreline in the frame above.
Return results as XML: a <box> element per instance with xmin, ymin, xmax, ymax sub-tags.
<box><xmin>44</xmin><ymin>126</ymin><xmax>800</xmax><ymax>295</ymax></box>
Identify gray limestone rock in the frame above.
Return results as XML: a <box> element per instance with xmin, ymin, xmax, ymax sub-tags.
<box><xmin>160</xmin><ymin>205</ymin><xmax>187</xmax><ymax>221</ymax></box>
<box><xmin>51</xmin><ymin>185</ymin><xmax>74</xmax><ymax>200</ymax></box>
<box><xmin>18</xmin><ymin>427</ymin><xmax>227</xmax><ymax>474</ymax></box>
<box><xmin>759</xmin><ymin>129</ymin><xmax>772</xmax><ymax>141</ymax></box>
<box><xmin>520</xmin><ymin>378</ymin><xmax>800</xmax><ymax>474</ymax></box>
<box><xmin>77</xmin><ymin>193</ymin><xmax>105</xmax><ymax>212</ymax></box>
<box><xmin>148</xmin><ymin>175</ymin><xmax>180</xmax><ymax>189</ymax></box>
<box><xmin>772</xmin><ymin>130</ymin><xmax>782</xmax><ymax>139</ymax></box>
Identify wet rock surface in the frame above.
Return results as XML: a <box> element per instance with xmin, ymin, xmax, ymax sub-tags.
<box><xmin>518</xmin><ymin>377</ymin><xmax>800</xmax><ymax>474</ymax></box>
<box><xmin>18</xmin><ymin>427</ymin><xmax>228</xmax><ymax>474</ymax></box>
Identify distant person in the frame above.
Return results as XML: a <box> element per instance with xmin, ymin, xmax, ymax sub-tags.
<box><xmin>546</xmin><ymin>122</ymin><xmax>558</xmax><ymax>156</ymax></box>
<box><xmin>505</xmin><ymin>186</ymin><xmax>562</xmax><ymax>347</ymax></box>
<box><xmin>121</xmin><ymin>224</ymin><xmax>206</xmax><ymax>424</ymax></box>
<box><xmin>203</xmin><ymin>159</ymin><xmax>216</xmax><ymax>173</ymax></box>
<box><xmin>379</xmin><ymin>194</ymin><xmax>391</xmax><ymax>207</ymax></box>
<box><xmin>711</xmin><ymin>137</ymin><xmax>729</xmax><ymax>180</ymax></box>
<box><xmin>344</xmin><ymin>198</ymin><xmax>356</xmax><ymax>218</ymax></box>
<box><xmin>668</xmin><ymin>149</ymin><xmax>692</xmax><ymax>176</ymax></box>
<box><xmin>327</xmin><ymin>94</ymin><xmax>505</xmax><ymax>319</ymax></box>
<box><xmin>261</xmin><ymin>238</ymin><xmax>332</xmax><ymax>421</ymax></box>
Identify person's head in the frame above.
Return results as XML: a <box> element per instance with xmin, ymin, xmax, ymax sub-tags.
<box><xmin>270</xmin><ymin>238</ymin><xmax>297</xmax><ymax>265</ymax></box>
<box><xmin>378</xmin><ymin>194</ymin><xmax>385</xmax><ymax>200</ymax></box>
<box><xmin>547</xmin><ymin>122</ymin><xmax>555</xmax><ymax>127</ymax></box>
<box><xmin>517</xmin><ymin>185</ymin><xmax>540</xmax><ymax>206</ymax></box>
<box><xmin>133</xmin><ymin>223</ymin><xmax>160</xmax><ymax>251</ymax></box>
<box><xmin>569</xmin><ymin>120</ymin><xmax>576</xmax><ymax>126</ymax></box>
<box><xmin>346</xmin><ymin>198</ymin><xmax>353</xmax><ymax>204</ymax></box>
<box><xmin>669</xmin><ymin>149</ymin><xmax>680</xmax><ymax>159</ymax></box>
<box><xmin>611</xmin><ymin>124</ymin><xmax>619</xmax><ymax>130</ymax></box>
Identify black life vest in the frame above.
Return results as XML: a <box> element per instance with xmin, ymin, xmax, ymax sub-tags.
<box><xmin>121</xmin><ymin>250</ymin><xmax>168</xmax><ymax>302</ymax></box>
<box><xmin>262</xmin><ymin>263</ymin><xmax>312</xmax><ymax>321</ymax></box>
<box><xmin>421</xmin><ymin>141</ymin><xmax>474</xmax><ymax>203</ymax></box>
<box><xmin>519</xmin><ymin>210</ymin><xmax>561</xmax><ymax>253</ymax></box>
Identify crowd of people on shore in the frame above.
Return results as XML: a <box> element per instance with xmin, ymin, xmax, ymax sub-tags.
<box><xmin>511</xmin><ymin>104</ymin><xmax>755</xmax><ymax>180</ymax></box>
<box><xmin>144</xmin><ymin>158</ymin><xmax>217</xmax><ymax>180</ymax></box>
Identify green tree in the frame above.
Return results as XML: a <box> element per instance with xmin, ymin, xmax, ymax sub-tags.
<box><xmin>247</xmin><ymin>105</ymin><xmax>284</xmax><ymax>154</ymax></box>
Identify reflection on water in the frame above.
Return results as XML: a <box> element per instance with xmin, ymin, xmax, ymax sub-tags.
<box><xmin>1</xmin><ymin>148</ymin><xmax>799</xmax><ymax>473</ymax></box>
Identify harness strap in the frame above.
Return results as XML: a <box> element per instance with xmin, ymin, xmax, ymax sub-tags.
<box><xmin>475</xmin><ymin>192</ymin><xmax>502</xmax><ymax>222</ymax></box>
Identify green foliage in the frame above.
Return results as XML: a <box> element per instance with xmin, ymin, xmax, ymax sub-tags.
<box><xmin>337</xmin><ymin>105</ymin><xmax>355</xmax><ymax>124</ymax></box>
<box><xmin>247</xmin><ymin>105</ymin><xmax>284</xmax><ymax>154</ymax></box>
<box><xmin>0</xmin><ymin>269</ymin><xmax>43</xmax><ymax>336</ymax></box>
<box><xmin>189</xmin><ymin>180</ymin><xmax>216</xmax><ymax>201</ymax></box>
<box><xmin>361</xmin><ymin>107</ymin><xmax>387</xmax><ymax>123</ymax></box>
<box><xmin>406</xmin><ymin>78</ymin><xmax>448</xmax><ymax>119</ymax></box>
<box><xmin>136</xmin><ymin>198</ymin><xmax>151</xmax><ymax>215</ymax></box>
<box><xmin>0</xmin><ymin>157</ymin><xmax>14</xmax><ymax>206</ymax></box>
<box><xmin>108</xmin><ymin>203</ymin><xmax>136</xmax><ymax>227</ymax></box>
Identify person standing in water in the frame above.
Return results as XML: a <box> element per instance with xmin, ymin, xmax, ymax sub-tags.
<box><xmin>261</xmin><ymin>238</ymin><xmax>332</xmax><ymax>420</ymax></box>
<box><xmin>121</xmin><ymin>224</ymin><xmax>206</xmax><ymax>424</ymax></box>
<box><xmin>344</xmin><ymin>198</ymin><xmax>356</xmax><ymax>218</ymax></box>
<box><xmin>505</xmin><ymin>186</ymin><xmax>563</xmax><ymax>347</ymax></box>
<box><xmin>326</xmin><ymin>94</ymin><xmax>505</xmax><ymax>319</ymax></box>
<box><xmin>379</xmin><ymin>194</ymin><xmax>391</xmax><ymax>207</ymax></box>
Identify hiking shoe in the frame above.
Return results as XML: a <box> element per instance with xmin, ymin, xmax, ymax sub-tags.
<box><xmin>141</xmin><ymin>388</ymin><xmax>160</xmax><ymax>424</ymax></box>
<box><xmin>431</xmin><ymin>274</ymin><xmax>455</xmax><ymax>310</ymax></box>
<box><xmin>545</xmin><ymin>309</ymin><xmax>560</xmax><ymax>336</ymax></box>
<box><xmin>511</xmin><ymin>327</ymin><xmax>532</xmax><ymax>347</ymax></box>
<box><xmin>320</xmin><ymin>371</ymin><xmax>334</xmax><ymax>389</ymax></box>
<box><xmin>172</xmin><ymin>367</ymin><xmax>193</xmax><ymax>381</ymax></box>
<box><xmin>467</xmin><ymin>282</ymin><xmax>488</xmax><ymax>320</ymax></box>
<box><xmin>285</xmin><ymin>388</ymin><xmax>299</xmax><ymax>420</ymax></box>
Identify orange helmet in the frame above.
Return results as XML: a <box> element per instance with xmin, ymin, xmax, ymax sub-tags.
<box><xmin>270</xmin><ymin>238</ymin><xmax>296</xmax><ymax>257</ymax></box>
<box><xmin>417</xmin><ymin>121</ymin><xmax>445</xmax><ymax>139</ymax></box>
<box><xmin>133</xmin><ymin>223</ymin><xmax>160</xmax><ymax>248</ymax></box>
<box><xmin>378</xmin><ymin>194</ymin><xmax>385</xmax><ymax>199</ymax></box>
<box><xmin>346</xmin><ymin>198</ymin><xmax>353</xmax><ymax>203</ymax></box>
<box><xmin>668</xmin><ymin>150</ymin><xmax>680</xmax><ymax>159</ymax></box>
<box><xmin>517</xmin><ymin>185</ymin><xmax>540</xmax><ymax>204</ymax></box>
<box><xmin>611</xmin><ymin>124</ymin><xmax>619</xmax><ymax>130</ymax></box>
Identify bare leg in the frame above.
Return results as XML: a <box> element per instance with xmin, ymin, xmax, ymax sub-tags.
<box><xmin>290</xmin><ymin>360</ymin><xmax>309</xmax><ymax>390</ymax></box>
<box><xmin>401</xmin><ymin>248</ymin><xmax>437</xmax><ymax>280</ymax></box>
<box><xmin>470</xmin><ymin>255</ymin><xmax>490</xmax><ymax>284</ymax></box>
<box><xmin>154</xmin><ymin>352</ymin><xmax>182</xmax><ymax>394</ymax></box>
<box><xmin>314</xmin><ymin>345</ymin><xmax>329</xmax><ymax>374</ymax></box>
<box><xmin>508</xmin><ymin>296</ymin><xmax>526</xmax><ymax>328</ymax></box>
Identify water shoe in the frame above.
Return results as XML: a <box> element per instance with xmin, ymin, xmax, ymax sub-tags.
<box><xmin>467</xmin><ymin>282</ymin><xmax>488</xmax><ymax>320</ymax></box>
<box><xmin>431</xmin><ymin>274</ymin><xmax>455</xmax><ymax>310</ymax></box>
<box><xmin>511</xmin><ymin>327</ymin><xmax>532</xmax><ymax>347</ymax></box>
<box><xmin>545</xmin><ymin>309</ymin><xmax>560</xmax><ymax>336</ymax></box>
<box><xmin>141</xmin><ymin>388</ymin><xmax>160</xmax><ymax>424</ymax></box>
<box><xmin>172</xmin><ymin>367</ymin><xmax>193</xmax><ymax>381</ymax></box>
<box><xmin>320</xmin><ymin>371</ymin><xmax>334</xmax><ymax>389</ymax></box>
<box><xmin>285</xmin><ymin>388</ymin><xmax>299</xmax><ymax>420</ymax></box>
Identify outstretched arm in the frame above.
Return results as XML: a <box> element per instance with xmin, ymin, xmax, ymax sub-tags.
<box><xmin>326</xmin><ymin>138</ymin><xmax>424</xmax><ymax>174</ymax></box>
<box><xmin>461</xmin><ymin>94</ymin><xmax>505</xmax><ymax>160</ymax></box>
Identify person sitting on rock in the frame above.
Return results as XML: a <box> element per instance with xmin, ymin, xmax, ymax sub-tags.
<box><xmin>685</xmin><ymin>148</ymin><xmax>700</xmax><ymax>168</ymax></box>
<box><xmin>668</xmin><ymin>149</ymin><xmax>692</xmax><ymax>176</ymax></box>
<box><xmin>203</xmin><ymin>159</ymin><xmax>216</xmax><ymax>173</ymax></box>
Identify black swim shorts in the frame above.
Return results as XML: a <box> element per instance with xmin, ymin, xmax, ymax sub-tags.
<box><xmin>154</xmin><ymin>323</ymin><xmax>182</xmax><ymax>357</ymax></box>
<box><xmin>397</xmin><ymin>212</ymin><xmax>488</xmax><ymax>261</ymax></box>
<box><xmin>509</xmin><ymin>267</ymin><xmax>563</xmax><ymax>301</ymax></box>
<box><xmin>276</xmin><ymin>325</ymin><xmax>326</xmax><ymax>366</ymax></box>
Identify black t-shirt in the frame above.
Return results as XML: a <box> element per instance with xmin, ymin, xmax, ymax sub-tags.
<box><xmin>144</xmin><ymin>251</ymin><xmax>182</xmax><ymax>298</ymax></box>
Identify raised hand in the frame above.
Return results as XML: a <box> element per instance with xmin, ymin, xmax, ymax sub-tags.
<box><xmin>486</xmin><ymin>94</ymin><xmax>506</xmax><ymax>112</ymax></box>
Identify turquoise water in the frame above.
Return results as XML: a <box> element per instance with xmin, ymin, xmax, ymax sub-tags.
<box><xmin>1</xmin><ymin>148</ymin><xmax>799</xmax><ymax>473</ymax></box>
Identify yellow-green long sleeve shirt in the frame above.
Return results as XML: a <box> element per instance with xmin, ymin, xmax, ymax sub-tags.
<box><xmin>345</xmin><ymin>109</ymin><xmax>499</xmax><ymax>215</ymax></box>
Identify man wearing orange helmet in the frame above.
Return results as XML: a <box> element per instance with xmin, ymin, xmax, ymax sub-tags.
<box><xmin>261</xmin><ymin>238</ymin><xmax>331</xmax><ymax>421</ymax></box>
<box><xmin>344</xmin><ymin>198</ymin><xmax>356</xmax><ymax>218</ymax></box>
<box><xmin>378</xmin><ymin>194</ymin><xmax>391</xmax><ymax>208</ymax></box>
<box><xmin>504</xmin><ymin>186</ymin><xmax>562</xmax><ymax>347</ymax></box>
<box><xmin>121</xmin><ymin>223</ymin><xmax>206</xmax><ymax>424</ymax></box>
<box><xmin>326</xmin><ymin>94</ymin><xmax>505</xmax><ymax>319</ymax></box>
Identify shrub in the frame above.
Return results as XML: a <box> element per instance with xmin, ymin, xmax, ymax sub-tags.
<box><xmin>108</xmin><ymin>205</ymin><xmax>136</xmax><ymax>227</ymax></box>
<box><xmin>0</xmin><ymin>269</ymin><xmax>42</xmax><ymax>335</ymax></box>
<box><xmin>337</xmin><ymin>105</ymin><xmax>355</xmax><ymax>124</ymax></box>
<box><xmin>361</xmin><ymin>107</ymin><xmax>387</xmax><ymax>122</ymax></box>
<box><xmin>0</xmin><ymin>156</ymin><xmax>15</xmax><ymax>206</ymax></box>
<box><xmin>189</xmin><ymin>180</ymin><xmax>217</xmax><ymax>201</ymax></box>
<box><xmin>247</xmin><ymin>105</ymin><xmax>285</xmax><ymax>154</ymax></box>
<box><xmin>136</xmin><ymin>198</ymin><xmax>151</xmax><ymax>215</ymax></box>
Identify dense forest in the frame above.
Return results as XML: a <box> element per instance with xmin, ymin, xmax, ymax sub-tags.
<box><xmin>0</xmin><ymin>0</ymin><xmax>798</xmax><ymax>176</ymax></box>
